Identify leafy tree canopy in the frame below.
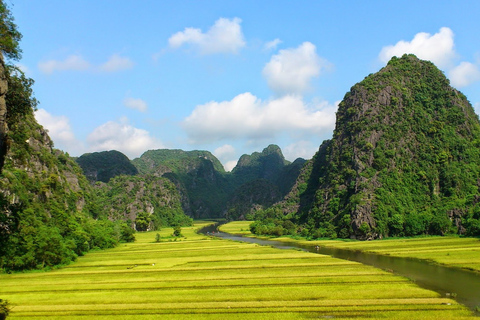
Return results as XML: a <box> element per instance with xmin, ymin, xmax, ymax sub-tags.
<box><xmin>0</xmin><ymin>0</ymin><xmax>22</xmax><ymax>61</ymax></box>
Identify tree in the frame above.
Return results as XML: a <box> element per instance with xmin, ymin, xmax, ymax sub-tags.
<box><xmin>0</xmin><ymin>1</ymin><xmax>22</xmax><ymax>61</ymax></box>
<box><xmin>173</xmin><ymin>226</ymin><xmax>182</xmax><ymax>237</ymax></box>
<box><xmin>135</xmin><ymin>212</ymin><xmax>151</xmax><ymax>232</ymax></box>
<box><xmin>0</xmin><ymin>299</ymin><xmax>10</xmax><ymax>320</ymax></box>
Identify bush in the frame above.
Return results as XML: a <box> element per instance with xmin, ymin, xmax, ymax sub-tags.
<box><xmin>0</xmin><ymin>299</ymin><xmax>10</xmax><ymax>320</ymax></box>
<box><xmin>173</xmin><ymin>226</ymin><xmax>182</xmax><ymax>237</ymax></box>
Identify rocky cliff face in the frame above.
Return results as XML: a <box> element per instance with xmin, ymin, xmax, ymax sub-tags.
<box><xmin>95</xmin><ymin>174</ymin><xmax>191</xmax><ymax>231</ymax></box>
<box><xmin>277</xmin><ymin>54</ymin><xmax>480</xmax><ymax>239</ymax></box>
<box><xmin>226</xmin><ymin>145</ymin><xmax>305</xmax><ymax>220</ymax></box>
<box><xmin>121</xmin><ymin>145</ymin><xmax>305</xmax><ymax>220</ymax></box>
<box><xmin>132</xmin><ymin>149</ymin><xmax>230</xmax><ymax>218</ymax></box>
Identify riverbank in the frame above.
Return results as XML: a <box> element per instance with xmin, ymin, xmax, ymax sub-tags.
<box><xmin>0</xmin><ymin>221</ymin><xmax>474</xmax><ymax>319</ymax></box>
<box><xmin>219</xmin><ymin>221</ymin><xmax>480</xmax><ymax>273</ymax></box>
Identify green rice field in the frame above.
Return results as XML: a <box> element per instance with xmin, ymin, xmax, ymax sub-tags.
<box><xmin>1</xmin><ymin>221</ymin><xmax>475</xmax><ymax>319</ymax></box>
<box><xmin>219</xmin><ymin>221</ymin><xmax>480</xmax><ymax>273</ymax></box>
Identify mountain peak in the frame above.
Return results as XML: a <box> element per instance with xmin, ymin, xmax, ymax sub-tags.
<box><xmin>266</xmin><ymin>55</ymin><xmax>480</xmax><ymax>240</ymax></box>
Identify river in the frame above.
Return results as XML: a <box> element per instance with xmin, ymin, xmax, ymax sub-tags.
<box><xmin>200</xmin><ymin>223</ymin><xmax>480</xmax><ymax>315</ymax></box>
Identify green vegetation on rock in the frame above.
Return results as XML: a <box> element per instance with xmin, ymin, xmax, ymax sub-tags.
<box><xmin>95</xmin><ymin>174</ymin><xmax>192</xmax><ymax>231</ymax></box>
<box><xmin>0</xmin><ymin>2</ymin><xmax>135</xmax><ymax>271</ymax></box>
<box><xmin>252</xmin><ymin>54</ymin><xmax>480</xmax><ymax>240</ymax></box>
<box><xmin>76</xmin><ymin>150</ymin><xmax>138</xmax><ymax>183</ymax></box>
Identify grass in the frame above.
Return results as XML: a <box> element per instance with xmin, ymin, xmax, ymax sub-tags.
<box><xmin>0</xmin><ymin>221</ymin><xmax>475</xmax><ymax>319</ymax></box>
<box><xmin>220</xmin><ymin>221</ymin><xmax>480</xmax><ymax>273</ymax></box>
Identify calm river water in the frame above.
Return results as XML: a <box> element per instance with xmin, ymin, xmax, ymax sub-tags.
<box><xmin>200</xmin><ymin>224</ymin><xmax>480</xmax><ymax>315</ymax></box>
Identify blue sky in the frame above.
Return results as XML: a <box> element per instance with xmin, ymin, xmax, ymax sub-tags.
<box><xmin>8</xmin><ymin>0</ymin><xmax>480</xmax><ymax>170</ymax></box>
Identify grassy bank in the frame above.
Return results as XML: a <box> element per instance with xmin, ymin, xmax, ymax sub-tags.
<box><xmin>0</xmin><ymin>221</ymin><xmax>475</xmax><ymax>319</ymax></box>
<box><xmin>219</xmin><ymin>221</ymin><xmax>480</xmax><ymax>273</ymax></box>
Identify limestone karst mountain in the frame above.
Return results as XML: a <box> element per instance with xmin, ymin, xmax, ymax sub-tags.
<box><xmin>253</xmin><ymin>54</ymin><xmax>480</xmax><ymax>239</ymax></box>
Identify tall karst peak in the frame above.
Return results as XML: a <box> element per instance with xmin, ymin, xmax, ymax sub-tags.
<box><xmin>277</xmin><ymin>54</ymin><xmax>480</xmax><ymax>239</ymax></box>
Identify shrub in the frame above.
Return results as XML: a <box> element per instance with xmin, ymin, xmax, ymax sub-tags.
<box><xmin>0</xmin><ymin>299</ymin><xmax>10</xmax><ymax>320</ymax></box>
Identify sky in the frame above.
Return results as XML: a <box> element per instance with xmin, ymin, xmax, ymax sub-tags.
<box><xmin>7</xmin><ymin>0</ymin><xmax>480</xmax><ymax>171</ymax></box>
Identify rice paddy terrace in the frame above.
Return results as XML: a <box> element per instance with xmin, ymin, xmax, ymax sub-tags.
<box><xmin>1</xmin><ymin>221</ymin><xmax>476</xmax><ymax>319</ymax></box>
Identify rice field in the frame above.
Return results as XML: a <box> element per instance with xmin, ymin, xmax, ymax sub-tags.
<box><xmin>1</xmin><ymin>221</ymin><xmax>475</xmax><ymax>319</ymax></box>
<box><xmin>219</xmin><ymin>222</ymin><xmax>480</xmax><ymax>273</ymax></box>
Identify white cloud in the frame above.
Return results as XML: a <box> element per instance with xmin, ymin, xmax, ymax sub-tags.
<box><xmin>262</xmin><ymin>42</ymin><xmax>329</xmax><ymax>95</ymax></box>
<box><xmin>168</xmin><ymin>17</ymin><xmax>245</xmax><ymax>54</ymax></box>
<box><xmin>38</xmin><ymin>55</ymin><xmax>91</xmax><ymax>74</ymax></box>
<box><xmin>224</xmin><ymin>160</ymin><xmax>238</xmax><ymax>172</ymax></box>
<box><xmin>99</xmin><ymin>54</ymin><xmax>134</xmax><ymax>72</ymax></box>
<box><xmin>264</xmin><ymin>38</ymin><xmax>282</xmax><ymax>51</ymax></box>
<box><xmin>182</xmin><ymin>92</ymin><xmax>337</xmax><ymax>144</ymax></box>
<box><xmin>87</xmin><ymin>118</ymin><xmax>163</xmax><ymax>159</ymax></box>
<box><xmin>379</xmin><ymin>27</ymin><xmax>456</xmax><ymax>68</ymax></box>
<box><xmin>213</xmin><ymin>144</ymin><xmax>237</xmax><ymax>171</ymax></box>
<box><xmin>449</xmin><ymin>61</ymin><xmax>480</xmax><ymax>87</ymax></box>
<box><xmin>283</xmin><ymin>140</ymin><xmax>319</xmax><ymax>162</ymax></box>
<box><xmin>475</xmin><ymin>102</ymin><xmax>480</xmax><ymax>114</ymax></box>
<box><xmin>214</xmin><ymin>144</ymin><xmax>235</xmax><ymax>159</ymax></box>
<box><xmin>34</xmin><ymin>108</ymin><xmax>84</xmax><ymax>154</ymax></box>
<box><xmin>39</xmin><ymin>54</ymin><xmax>134</xmax><ymax>74</ymax></box>
<box><xmin>123</xmin><ymin>97</ymin><xmax>148</xmax><ymax>112</ymax></box>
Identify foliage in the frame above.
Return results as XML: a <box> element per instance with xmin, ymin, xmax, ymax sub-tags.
<box><xmin>130</xmin><ymin>145</ymin><xmax>305</xmax><ymax>219</ymax></box>
<box><xmin>75</xmin><ymin>150</ymin><xmax>138</xmax><ymax>183</ymax></box>
<box><xmin>173</xmin><ymin>225</ymin><xmax>182</xmax><ymax>237</ymax></box>
<box><xmin>0</xmin><ymin>299</ymin><xmax>9</xmax><ymax>320</ymax></box>
<box><xmin>0</xmin><ymin>1</ymin><xmax>21</xmax><ymax>61</ymax></box>
<box><xmin>252</xmin><ymin>54</ymin><xmax>480</xmax><ymax>240</ymax></box>
<box><xmin>0</xmin><ymin>5</ymin><xmax>136</xmax><ymax>271</ymax></box>
<box><xmin>95</xmin><ymin>174</ymin><xmax>192</xmax><ymax>231</ymax></box>
<box><xmin>135</xmin><ymin>211</ymin><xmax>151</xmax><ymax>232</ymax></box>
<box><xmin>5</xmin><ymin>66</ymin><xmax>38</xmax><ymax>124</ymax></box>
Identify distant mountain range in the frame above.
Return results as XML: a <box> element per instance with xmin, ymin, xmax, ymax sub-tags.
<box><xmin>76</xmin><ymin>145</ymin><xmax>305</xmax><ymax>220</ymax></box>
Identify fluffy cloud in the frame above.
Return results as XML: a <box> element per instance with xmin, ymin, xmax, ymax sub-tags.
<box><xmin>39</xmin><ymin>54</ymin><xmax>134</xmax><ymax>74</ymax></box>
<box><xmin>123</xmin><ymin>97</ymin><xmax>148</xmax><ymax>112</ymax></box>
<box><xmin>99</xmin><ymin>54</ymin><xmax>134</xmax><ymax>72</ymax></box>
<box><xmin>283</xmin><ymin>140</ymin><xmax>320</xmax><ymax>162</ymax></box>
<box><xmin>264</xmin><ymin>38</ymin><xmax>282</xmax><ymax>51</ymax></box>
<box><xmin>168</xmin><ymin>17</ymin><xmax>245</xmax><ymax>54</ymax></box>
<box><xmin>38</xmin><ymin>55</ymin><xmax>91</xmax><ymax>74</ymax></box>
<box><xmin>182</xmin><ymin>92</ymin><xmax>337</xmax><ymax>144</ymax></box>
<box><xmin>87</xmin><ymin>118</ymin><xmax>163</xmax><ymax>158</ymax></box>
<box><xmin>214</xmin><ymin>144</ymin><xmax>235</xmax><ymax>159</ymax></box>
<box><xmin>379</xmin><ymin>27</ymin><xmax>456</xmax><ymax>68</ymax></box>
<box><xmin>262</xmin><ymin>42</ymin><xmax>329</xmax><ymax>95</ymax></box>
<box><xmin>34</xmin><ymin>108</ymin><xmax>84</xmax><ymax>153</ymax></box>
<box><xmin>449</xmin><ymin>61</ymin><xmax>480</xmax><ymax>87</ymax></box>
<box><xmin>213</xmin><ymin>144</ymin><xmax>237</xmax><ymax>171</ymax></box>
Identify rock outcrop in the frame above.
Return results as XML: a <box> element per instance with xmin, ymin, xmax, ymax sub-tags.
<box><xmin>275</xmin><ymin>54</ymin><xmax>480</xmax><ymax>239</ymax></box>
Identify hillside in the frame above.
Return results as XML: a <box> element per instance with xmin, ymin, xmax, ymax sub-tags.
<box><xmin>253</xmin><ymin>54</ymin><xmax>480</xmax><ymax>239</ymax></box>
<box><xmin>132</xmin><ymin>149</ymin><xmax>230</xmax><ymax>218</ymax></box>
<box><xmin>226</xmin><ymin>145</ymin><xmax>305</xmax><ymax>220</ymax></box>
<box><xmin>0</xmin><ymin>61</ymin><xmax>137</xmax><ymax>270</ymax></box>
<box><xmin>95</xmin><ymin>174</ymin><xmax>192</xmax><ymax>230</ymax></box>
<box><xmin>128</xmin><ymin>145</ymin><xmax>305</xmax><ymax>220</ymax></box>
<box><xmin>76</xmin><ymin>150</ymin><xmax>138</xmax><ymax>183</ymax></box>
